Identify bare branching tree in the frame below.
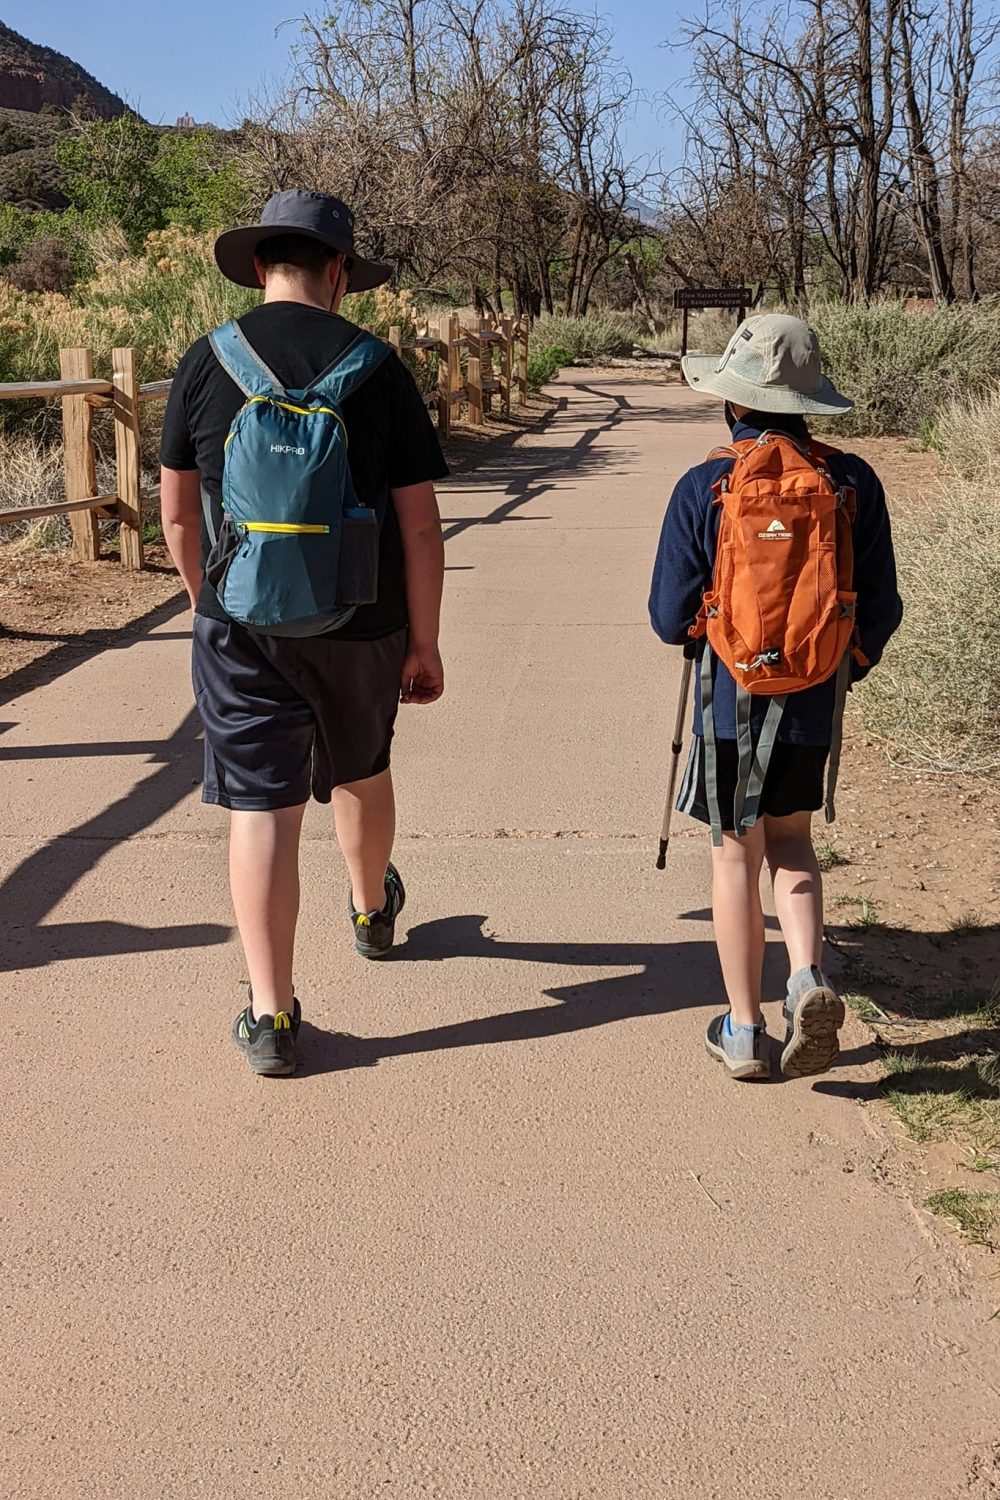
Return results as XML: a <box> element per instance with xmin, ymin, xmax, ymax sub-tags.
<box><xmin>239</xmin><ymin>0</ymin><xmax>655</xmax><ymax>317</ymax></box>
<box><xmin>662</xmin><ymin>0</ymin><xmax>1000</xmax><ymax>301</ymax></box>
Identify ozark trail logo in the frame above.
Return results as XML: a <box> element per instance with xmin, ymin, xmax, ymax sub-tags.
<box><xmin>758</xmin><ymin>517</ymin><xmax>792</xmax><ymax>541</ymax></box>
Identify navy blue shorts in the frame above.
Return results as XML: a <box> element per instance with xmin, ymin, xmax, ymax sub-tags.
<box><xmin>677</xmin><ymin>736</ymin><xmax>829</xmax><ymax>830</ymax></box>
<box><xmin>192</xmin><ymin>615</ymin><xmax>407</xmax><ymax>811</ymax></box>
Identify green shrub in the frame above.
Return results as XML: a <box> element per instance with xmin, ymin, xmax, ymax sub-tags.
<box><xmin>56</xmin><ymin>116</ymin><xmax>168</xmax><ymax>251</ymax></box>
<box><xmin>528</xmin><ymin>344</ymin><xmax>573</xmax><ymax>390</ymax></box>
<box><xmin>532</xmin><ymin>311</ymin><xmax>638</xmax><ymax>361</ymax></box>
<box><xmin>805</xmin><ymin>297</ymin><xmax>1000</xmax><ymax>438</ymax></box>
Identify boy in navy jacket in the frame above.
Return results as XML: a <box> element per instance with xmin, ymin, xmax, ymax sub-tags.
<box><xmin>649</xmin><ymin>315</ymin><xmax>902</xmax><ymax>1080</ymax></box>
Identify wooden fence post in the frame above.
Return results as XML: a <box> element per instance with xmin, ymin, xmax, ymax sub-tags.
<box><xmin>467</xmin><ymin>320</ymin><xmax>484</xmax><ymax>427</ymax></box>
<box><xmin>517</xmin><ymin>318</ymin><xmax>529</xmax><ymax>405</ymax></box>
<box><xmin>112</xmin><ymin>347</ymin><xmax>144</xmax><ymax>571</ymax></box>
<box><xmin>500</xmin><ymin>315</ymin><xmax>514</xmax><ymax>416</ymax></box>
<box><xmin>448</xmin><ymin>313</ymin><xmax>462</xmax><ymax>423</ymax></box>
<box><xmin>59</xmin><ymin>347</ymin><xmax>101</xmax><ymax>562</ymax></box>
<box><xmin>482</xmin><ymin>317</ymin><xmax>495</xmax><ymax>418</ymax></box>
<box><xmin>388</xmin><ymin>325</ymin><xmax>403</xmax><ymax>357</ymax></box>
<box><xmin>437</xmin><ymin>312</ymin><xmax>452</xmax><ymax>439</ymax></box>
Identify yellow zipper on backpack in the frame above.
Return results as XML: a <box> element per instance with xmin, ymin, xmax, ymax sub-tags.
<box><xmin>243</xmin><ymin>522</ymin><xmax>331</xmax><ymax>534</ymax></box>
<box><xmin>247</xmin><ymin>395</ymin><xmax>348</xmax><ymax>439</ymax></box>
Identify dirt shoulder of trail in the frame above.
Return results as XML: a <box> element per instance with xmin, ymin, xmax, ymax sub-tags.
<box><xmin>0</xmin><ymin>396</ymin><xmax>557</xmax><ymax>699</ymax></box>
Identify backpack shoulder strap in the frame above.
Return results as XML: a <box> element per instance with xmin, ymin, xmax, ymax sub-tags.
<box><xmin>706</xmin><ymin>438</ymin><xmax>756</xmax><ymax>464</ymax></box>
<box><xmin>304</xmin><ymin>331</ymin><xmax>392</xmax><ymax>406</ymax></box>
<box><xmin>707</xmin><ymin>439</ymin><xmax>755</xmax><ymax>497</ymax></box>
<box><xmin>208</xmin><ymin>320</ymin><xmax>288</xmax><ymax>400</ymax></box>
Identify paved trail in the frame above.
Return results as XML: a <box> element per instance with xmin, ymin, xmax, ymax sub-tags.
<box><xmin>2</xmin><ymin>374</ymin><xmax>997</xmax><ymax>1499</ymax></box>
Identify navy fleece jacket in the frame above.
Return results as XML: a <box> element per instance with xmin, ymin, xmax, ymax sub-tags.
<box><xmin>648</xmin><ymin>413</ymin><xmax>903</xmax><ymax>745</ymax></box>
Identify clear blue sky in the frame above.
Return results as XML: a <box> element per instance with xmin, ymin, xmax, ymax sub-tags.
<box><xmin>4</xmin><ymin>0</ymin><xmax>688</xmax><ymax>165</ymax></box>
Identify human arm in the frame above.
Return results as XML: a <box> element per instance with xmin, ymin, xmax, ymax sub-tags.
<box><xmin>849</xmin><ymin>464</ymin><xmax>904</xmax><ymax>678</ymax></box>
<box><xmin>385</xmin><ymin>353</ymin><xmax>449</xmax><ymax>704</ymax></box>
<box><xmin>158</xmin><ymin>346</ymin><xmax>204</xmax><ymax>610</ymax></box>
<box><xmin>160</xmin><ymin>467</ymin><xmax>203</xmax><ymax>609</ymax></box>
<box><xmin>649</xmin><ymin>468</ymin><xmax>713</xmax><ymax>645</ymax></box>
<box><xmin>393</xmin><ymin>479</ymin><xmax>445</xmax><ymax>703</ymax></box>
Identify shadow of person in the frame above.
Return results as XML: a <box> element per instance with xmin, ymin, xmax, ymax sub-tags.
<box><xmin>292</xmin><ymin>913</ymin><xmax>789</xmax><ymax>1078</ymax></box>
<box><xmin>815</xmin><ymin>914</ymin><xmax>1000</xmax><ymax>1101</ymax></box>
<box><xmin>0</xmin><ymin>706</ymin><xmax>231</xmax><ymax>973</ymax></box>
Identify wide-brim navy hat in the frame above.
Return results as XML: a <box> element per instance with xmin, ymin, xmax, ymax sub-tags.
<box><xmin>214</xmin><ymin>189</ymin><xmax>393</xmax><ymax>293</ymax></box>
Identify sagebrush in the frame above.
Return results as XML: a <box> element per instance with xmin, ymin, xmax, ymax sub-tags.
<box><xmin>531</xmin><ymin>311</ymin><xmax>638</xmax><ymax>361</ymax></box>
<box><xmin>807</xmin><ymin>297</ymin><xmax>1000</xmax><ymax>438</ymax></box>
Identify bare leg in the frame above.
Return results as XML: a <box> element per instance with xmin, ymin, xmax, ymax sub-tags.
<box><xmin>333</xmin><ymin>768</ymin><xmax>396</xmax><ymax>914</ymax></box>
<box><xmin>229</xmin><ymin>804</ymin><xmax>307</xmax><ymax>1017</ymax></box>
<box><xmin>710</xmin><ymin>821</ymin><xmax>768</xmax><ymax>1026</ymax></box>
<box><xmin>763</xmin><ymin>811</ymin><xmax>824</xmax><ymax>977</ymax></box>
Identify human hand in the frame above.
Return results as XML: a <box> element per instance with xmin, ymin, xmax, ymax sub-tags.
<box><xmin>401</xmin><ymin>644</ymin><xmax>444</xmax><ymax>704</ymax></box>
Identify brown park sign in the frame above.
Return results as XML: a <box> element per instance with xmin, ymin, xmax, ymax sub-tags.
<box><xmin>673</xmin><ymin>288</ymin><xmax>751</xmax><ymax>309</ymax></box>
<box><xmin>672</xmin><ymin>287</ymin><xmax>753</xmax><ymax>357</ymax></box>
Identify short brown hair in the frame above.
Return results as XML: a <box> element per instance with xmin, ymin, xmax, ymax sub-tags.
<box><xmin>255</xmin><ymin>234</ymin><xmax>339</xmax><ymax>275</ymax></box>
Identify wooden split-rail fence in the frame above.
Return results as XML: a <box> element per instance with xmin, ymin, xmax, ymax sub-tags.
<box><xmin>0</xmin><ymin>314</ymin><xmax>530</xmax><ymax>570</ymax></box>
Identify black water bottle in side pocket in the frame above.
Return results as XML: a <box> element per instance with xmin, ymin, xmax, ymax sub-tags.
<box><xmin>204</xmin><ymin>512</ymin><xmax>242</xmax><ymax>595</ymax></box>
<box><xmin>337</xmin><ymin>505</ymin><xmax>380</xmax><ymax>606</ymax></box>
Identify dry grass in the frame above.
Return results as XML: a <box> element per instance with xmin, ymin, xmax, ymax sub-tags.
<box><xmin>854</xmin><ymin>393</ymin><xmax>1000</xmax><ymax>778</ymax></box>
<box><xmin>884</xmin><ymin>1048</ymin><xmax>1000</xmax><ymax>1176</ymax></box>
<box><xmin>0</xmin><ymin>433</ymin><xmax>63</xmax><ymax>516</ymax></box>
<box><xmin>0</xmin><ymin>429</ymin><xmax>140</xmax><ymax>553</ymax></box>
<box><xmin>846</xmin><ymin>970</ymin><xmax>1000</xmax><ymax>1202</ymax></box>
<box><xmin>933</xmin><ymin>385</ymin><xmax>1000</xmax><ymax>484</ymax></box>
<box><xmin>925</xmin><ymin>1189</ymin><xmax>1000</xmax><ymax>1248</ymax></box>
<box><xmin>0</xmin><ymin>227</ymin><xmax>426</xmax><ymax>433</ymax></box>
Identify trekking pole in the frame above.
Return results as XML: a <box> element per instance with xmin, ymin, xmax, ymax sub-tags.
<box><xmin>656</xmin><ymin>641</ymin><xmax>697</xmax><ymax>870</ymax></box>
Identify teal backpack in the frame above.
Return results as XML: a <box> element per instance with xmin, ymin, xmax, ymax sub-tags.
<box><xmin>203</xmin><ymin>319</ymin><xmax>391</xmax><ymax>636</ymax></box>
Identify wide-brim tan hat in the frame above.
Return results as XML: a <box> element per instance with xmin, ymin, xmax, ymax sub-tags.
<box><xmin>215</xmin><ymin>189</ymin><xmax>393</xmax><ymax>294</ymax></box>
<box><xmin>682</xmin><ymin>313</ymin><xmax>853</xmax><ymax>415</ymax></box>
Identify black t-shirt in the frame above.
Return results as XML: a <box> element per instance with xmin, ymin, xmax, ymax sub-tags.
<box><xmin>159</xmin><ymin>301</ymin><xmax>449</xmax><ymax>639</ymax></box>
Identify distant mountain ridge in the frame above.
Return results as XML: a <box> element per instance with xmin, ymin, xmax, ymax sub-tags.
<box><xmin>0</xmin><ymin>21</ymin><xmax>126</xmax><ymax>119</ymax></box>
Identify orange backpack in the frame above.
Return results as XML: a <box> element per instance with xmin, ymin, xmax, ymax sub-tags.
<box><xmin>688</xmin><ymin>431</ymin><xmax>867</xmax><ymax>844</ymax></box>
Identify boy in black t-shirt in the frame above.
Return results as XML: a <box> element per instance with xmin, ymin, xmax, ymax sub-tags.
<box><xmin>160</xmin><ymin>190</ymin><xmax>448</xmax><ymax>1077</ymax></box>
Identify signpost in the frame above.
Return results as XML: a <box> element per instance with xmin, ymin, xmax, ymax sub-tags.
<box><xmin>673</xmin><ymin>287</ymin><xmax>752</xmax><ymax>358</ymax></box>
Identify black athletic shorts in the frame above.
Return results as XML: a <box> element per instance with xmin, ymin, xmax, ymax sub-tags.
<box><xmin>677</xmin><ymin>736</ymin><xmax>830</xmax><ymax>831</ymax></box>
<box><xmin>192</xmin><ymin>615</ymin><xmax>407</xmax><ymax>811</ymax></box>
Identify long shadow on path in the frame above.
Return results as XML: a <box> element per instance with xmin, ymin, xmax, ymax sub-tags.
<box><xmin>295</xmin><ymin>914</ymin><xmax>795</xmax><ymax>1078</ymax></box>
<box><xmin>441</xmin><ymin>386</ymin><xmax>640</xmax><ymax>544</ymax></box>
<box><xmin>0</xmin><ymin>589</ymin><xmax>188</xmax><ymax>713</ymax></box>
<box><xmin>0</xmin><ymin>706</ymin><xmax>229</xmax><ymax>974</ymax></box>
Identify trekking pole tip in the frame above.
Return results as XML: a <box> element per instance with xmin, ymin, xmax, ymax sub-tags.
<box><xmin>655</xmin><ymin>839</ymin><xmax>668</xmax><ymax>871</ymax></box>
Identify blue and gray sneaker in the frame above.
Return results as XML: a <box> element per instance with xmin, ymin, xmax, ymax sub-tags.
<box><xmin>231</xmin><ymin>996</ymin><xmax>301</xmax><ymax>1077</ymax></box>
<box><xmin>780</xmin><ymin>967</ymin><xmax>845</xmax><ymax>1078</ymax></box>
<box><xmin>705</xmin><ymin>1012</ymin><xmax>770</xmax><ymax>1080</ymax></box>
<box><xmin>349</xmin><ymin>863</ymin><xmax>406</xmax><ymax>959</ymax></box>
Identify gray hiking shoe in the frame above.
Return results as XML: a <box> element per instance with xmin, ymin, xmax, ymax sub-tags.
<box><xmin>231</xmin><ymin>996</ymin><xmax>301</xmax><ymax>1077</ymax></box>
<box><xmin>705</xmin><ymin>1012</ymin><xmax>770</xmax><ymax>1080</ymax></box>
<box><xmin>780</xmin><ymin>968</ymin><xmax>845</xmax><ymax>1078</ymax></box>
<box><xmin>348</xmin><ymin>863</ymin><xmax>406</xmax><ymax>959</ymax></box>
